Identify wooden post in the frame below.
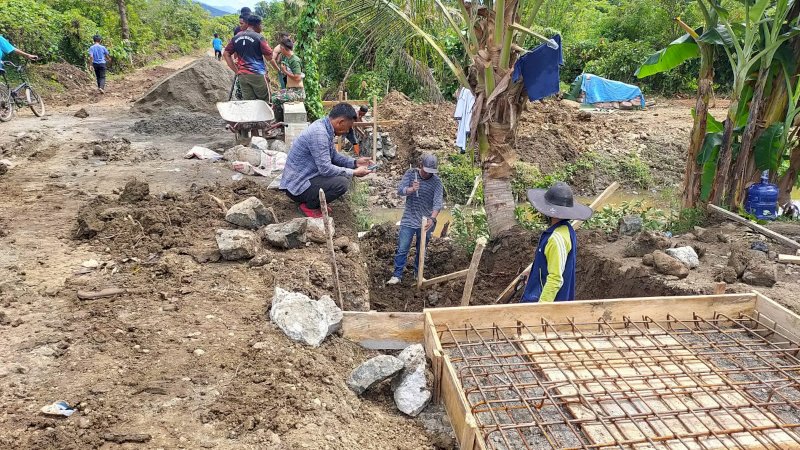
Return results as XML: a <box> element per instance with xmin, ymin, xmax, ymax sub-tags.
<box><xmin>461</xmin><ymin>237</ymin><xmax>487</xmax><ymax>306</ymax></box>
<box><xmin>372</xmin><ymin>95</ymin><xmax>378</xmax><ymax>163</ymax></box>
<box><xmin>319</xmin><ymin>189</ymin><xmax>344</xmax><ymax>309</ymax></box>
<box><xmin>417</xmin><ymin>217</ymin><xmax>428</xmax><ymax>289</ymax></box>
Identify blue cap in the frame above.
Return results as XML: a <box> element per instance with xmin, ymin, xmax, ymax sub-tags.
<box><xmin>421</xmin><ymin>154</ymin><xmax>438</xmax><ymax>173</ymax></box>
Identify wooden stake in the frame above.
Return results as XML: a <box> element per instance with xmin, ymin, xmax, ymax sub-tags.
<box><xmin>417</xmin><ymin>217</ymin><xmax>428</xmax><ymax>289</ymax></box>
<box><xmin>319</xmin><ymin>189</ymin><xmax>344</xmax><ymax>309</ymax></box>
<box><xmin>420</xmin><ymin>269</ymin><xmax>469</xmax><ymax>288</ymax></box>
<box><xmin>778</xmin><ymin>254</ymin><xmax>800</xmax><ymax>265</ymax></box>
<box><xmin>465</xmin><ymin>175</ymin><xmax>481</xmax><ymax>207</ymax></box>
<box><xmin>372</xmin><ymin>95</ymin><xmax>378</xmax><ymax>163</ymax></box>
<box><xmin>495</xmin><ymin>181</ymin><xmax>620</xmax><ymax>303</ymax></box>
<box><xmin>461</xmin><ymin>237</ymin><xmax>487</xmax><ymax>306</ymax></box>
<box><xmin>714</xmin><ymin>282</ymin><xmax>727</xmax><ymax>295</ymax></box>
<box><xmin>708</xmin><ymin>204</ymin><xmax>800</xmax><ymax>251</ymax></box>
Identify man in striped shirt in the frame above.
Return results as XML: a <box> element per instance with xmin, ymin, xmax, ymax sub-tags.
<box><xmin>521</xmin><ymin>182</ymin><xmax>592</xmax><ymax>302</ymax></box>
<box><xmin>387</xmin><ymin>154</ymin><xmax>444</xmax><ymax>285</ymax></box>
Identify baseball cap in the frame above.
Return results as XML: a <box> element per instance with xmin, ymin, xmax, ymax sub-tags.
<box><xmin>421</xmin><ymin>154</ymin><xmax>438</xmax><ymax>173</ymax></box>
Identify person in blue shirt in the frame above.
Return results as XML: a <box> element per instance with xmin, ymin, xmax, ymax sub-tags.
<box><xmin>212</xmin><ymin>33</ymin><xmax>223</xmax><ymax>61</ymax></box>
<box><xmin>88</xmin><ymin>35</ymin><xmax>110</xmax><ymax>94</ymax></box>
<box><xmin>520</xmin><ymin>182</ymin><xmax>592</xmax><ymax>303</ymax></box>
<box><xmin>0</xmin><ymin>34</ymin><xmax>38</xmax><ymax>69</ymax></box>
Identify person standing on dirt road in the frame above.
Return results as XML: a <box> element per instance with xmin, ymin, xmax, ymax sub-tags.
<box><xmin>386</xmin><ymin>154</ymin><xmax>444</xmax><ymax>286</ymax></box>
<box><xmin>280</xmin><ymin>103</ymin><xmax>373</xmax><ymax>218</ymax></box>
<box><xmin>0</xmin><ymin>34</ymin><xmax>38</xmax><ymax>70</ymax></box>
<box><xmin>212</xmin><ymin>33</ymin><xmax>223</xmax><ymax>60</ymax></box>
<box><xmin>88</xmin><ymin>35</ymin><xmax>110</xmax><ymax>93</ymax></box>
<box><xmin>223</xmin><ymin>15</ymin><xmax>274</xmax><ymax>101</ymax></box>
<box><xmin>519</xmin><ymin>182</ymin><xmax>592</xmax><ymax>302</ymax></box>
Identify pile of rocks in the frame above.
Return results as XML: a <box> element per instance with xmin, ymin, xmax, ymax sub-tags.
<box><xmin>346</xmin><ymin>344</ymin><xmax>431</xmax><ymax>417</ymax></box>
<box><xmin>215</xmin><ymin>196</ymin><xmax>333</xmax><ymax>261</ymax></box>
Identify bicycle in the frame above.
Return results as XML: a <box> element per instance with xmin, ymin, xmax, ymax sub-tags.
<box><xmin>0</xmin><ymin>60</ymin><xmax>45</xmax><ymax>122</ymax></box>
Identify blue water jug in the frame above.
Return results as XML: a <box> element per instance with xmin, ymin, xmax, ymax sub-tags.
<box><xmin>745</xmin><ymin>171</ymin><xmax>779</xmax><ymax>220</ymax></box>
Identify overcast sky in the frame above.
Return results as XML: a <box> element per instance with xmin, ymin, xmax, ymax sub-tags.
<box><xmin>202</xmin><ymin>0</ymin><xmax>253</xmax><ymax>10</ymax></box>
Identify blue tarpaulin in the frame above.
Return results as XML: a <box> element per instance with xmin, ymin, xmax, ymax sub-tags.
<box><xmin>578</xmin><ymin>74</ymin><xmax>645</xmax><ymax>107</ymax></box>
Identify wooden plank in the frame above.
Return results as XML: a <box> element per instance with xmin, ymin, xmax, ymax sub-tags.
<box><xmin>353</xmin><ymin>120</ymin><xmax>402</xmax><ymax>127</ymax></box>
<box><xmin>427</xmin><ymin>294</ymin><xmax>758</xmax><ymax>343</ymax></box>
<box><xmin>495</xmin><ymin>181</ymin><xmax>620</xmax><ymax>303</ymax></box>
<box><xmin>372</xmin><ymin>95</ymin><xmax>378</xmax><ymax>164</ymax></box>
<box><xmin>420</xmin><ymin>269</ymin><xmax>469</xmax><ymax>289</ymax></box>
<box><xmin>441</xmin><ymin>354</ymin><xmax>483</xmax><ymax>450</ymax></box>
<box><xmin>709</xmin><ymin>204</ymin><xmax>800</xmax><ymax>251</ymax></box>
<box><xmin>323</xmin><ymin>99</ymin><xmax>370</xmax><ymax>107</ymax></box>
<box><xmin>417</xmin><ymin>216</ymin><xmax>428</xmax><ymax>289</ymax></box>
<box><xmin>753</xmin><ymin>291</ymin><xmax>800</xmax><ymax>344</ymax></box>
<box><xmin>341</xmin><ymin>311</ymin><xmax>423</xmax><ymax>349</ymax></box>
<box><xmin>461</xmin><ymin>238</ymin><xmax>487</xmax><ymax>306</ymax></box>
<box><xmin>319</xmin><ymin>190</ymin><xmax>343</xmax><ymax>309</ymax></box>
<box><xmin>778</xmin><ymin>254</ymin><xmax>800</xmax><ymax>264</ymax></box>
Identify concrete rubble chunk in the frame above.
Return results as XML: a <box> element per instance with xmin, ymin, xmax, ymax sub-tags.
<box><xmin>261</xmin><ymin>218</ymin><xmax>308</xmax><ymax>249</ymax></box>
<box><xmin>398</xmin><ymin>344</ymin><xmax>426</xmax><ymax>370</ymax></box>
<box><xmin>225</xmin><ymin>197</ymin><xmax>276</xmax><ymax>229</ymax></box>
<box><xmin>306</xmin><ymin>217</ymin><xmax>334</xmax><ymax>244</ymax></box>
<box><xmin>652</xmin><ymin>250</ymin><xmax>689</xmax><ymax>279</ymax></box>
<box><xmin>347</xmin><ymin>355</ymin><xmax>404</xmax><ymax>395</ymax></box>
<box><xmin>393</xmin><ymin>365</ymin><xmax>432</xmax><ymax>417</ymax></box>
<box><xmin>618</xmin><ymin>216</ymin><xmax>643</xmax><ymax>236</ymax></box>
<box><xmin>215</xmin><ymin>229</ymin><xmax>258</xmax><ymax>260</ymax></box>
<box><xmin>624</xmin><ymin>231</ymin><xmax>671</xmax><ymax>257</ymax></box>
<box><xmin>665</xmin><ymin>246</ymin><xmax>700</xmax><ymax>269</ymax></box>
<box><xmin>269</xmin><ymin>287</ymin><xmax>342</xmax><ymax>347</ymax></box>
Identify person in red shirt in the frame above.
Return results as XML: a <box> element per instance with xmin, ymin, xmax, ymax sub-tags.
<box><xmin>223</xmin><ymin>15</ymin><xmax>275</xmax><ymax>101</ymax></box>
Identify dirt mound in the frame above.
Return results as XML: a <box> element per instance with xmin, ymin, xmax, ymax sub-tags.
<box><xmin>34</xmin><ymin>62</ymin><xmax>92</xmax><ymax>91</ymax></box>
<box><xmin>133</xmin><ymin>57</ymin><xmax>234</xmax><ymax>114</ymax></box>
<box><xmin>131</xmin><ymin>106</ymin><xmax>226</xmax><ymax>136</ymax></box>
<box><xmin>380</xmin><ymin>90</ymin><xmax>415</xmax><ymax>121</ymax></box>
<box><xmin>86</xmin><ymin>137</ymin><xmax>161</xmax><ymax>162</ymax></box>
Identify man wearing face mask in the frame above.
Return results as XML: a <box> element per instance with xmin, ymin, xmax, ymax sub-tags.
<box><xmin>280</xmin><ymin>103</ymin><xmax>373</xmax><ymax>218</ymax></box>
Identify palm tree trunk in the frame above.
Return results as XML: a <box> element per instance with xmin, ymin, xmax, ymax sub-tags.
<box><xmin>117</xmin><ymin>0</ymin><xmax>131</xmax><ymax>41</ymax></box>
<box><xmin>481</xmin><ymin>124</ymin><xmax>517</xmax><ymax>236</ymax></box>
<box><xmin>683</xmin><ymin>44</ymin><xmax>714</xmax><ymax>208</ymax></box>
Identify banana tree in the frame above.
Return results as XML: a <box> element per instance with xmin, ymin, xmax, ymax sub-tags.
<box><xmin>339</xmin><ymin>0</ymin><xmax>554</xmax><ymax>236</ymax></box>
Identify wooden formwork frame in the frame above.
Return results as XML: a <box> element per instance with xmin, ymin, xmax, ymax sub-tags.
<box><xmin>341</xmin><ymin>291</ymin><xmax>800</xmax><ymax>450</ymax></box>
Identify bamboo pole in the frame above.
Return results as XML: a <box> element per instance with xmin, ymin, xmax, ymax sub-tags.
<box><xmin>708</xmin><ymin>204</ymin><xmax>800</xmax><ymax>251</ymax></box>
<box><xmin>461</xmin><ymin>237</ymin><xmax>487</xmax><ymax>306</ymax></box>
<box><xmin>319</xmin><ymin>189</ymin><xmax>343</xmax><ymax>309</ymax></box>
<box><xmin>372</xmin><ymin>95</ymin><xmax>378</xmax><ymax>163</ymax></box>
<box><xmin>416</xmin><ymin>217</ymin><xmax>428</xmax><ymax>289</ymax></box>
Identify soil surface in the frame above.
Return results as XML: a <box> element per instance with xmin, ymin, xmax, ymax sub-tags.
<box><xmin>2</xmin><ymin>55</ymin><xmax>800</xmax><ymax>450</ymax></box>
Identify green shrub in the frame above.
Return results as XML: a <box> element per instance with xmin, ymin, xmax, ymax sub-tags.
<box><xmin>450</xmin><ymin>206</ymin><xmax>489</xmax><ymax>253</ymax></box>
<box><xmin>439</xmin><ymin>154</ymin><xmax>482</xmax><ymax>205</ymax></box>
<box><xmin>514</xmin><ymin>204</ymin><xmax>547</xmax><ymax>231</ymax></box>
<box><xmin>583</xmin><ymin>201</ymin><xmax>668</xmax><ymax>233</ymax></box>
<box><xmin>349</xmin><ymin>180</ymin><xmax>372</xmax><ymax>232</ymax></box>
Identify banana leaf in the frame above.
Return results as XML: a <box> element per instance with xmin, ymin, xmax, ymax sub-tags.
<box><xmin>734</xmin><ymin>84</ymin><xmax>754</xmax><ymax>129</ymax></box>
<box><xmin>692</xmin><ymin>109</ymin><xmax>725</xmax><ymax>133</ymax></box>
<box><xmin>635</xmin><ymin>32</ymin><xmax>700</xmax><ymax>78</ymax></box>
<box><xmin>697</xmin><ymin>24</ymin><xmax>738</xmax><ymax>48</ymax></box>
<box><xmin>754</xmin><ymin>122</ymin><xmax>786</xmax><ymax>172</ymax></box>
<box><xmin>697</xmin><ymin>131</ymin><xmax>723</xmax><ymax>164</ymax></box>
<box><xmin>700</xmin><ymin>145</ymin><xmax>721</xmax><ymax>201</ymax></box>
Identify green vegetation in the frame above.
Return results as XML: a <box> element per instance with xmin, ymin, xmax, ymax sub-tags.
<box><xmin>450</xmin><ymin>206</ymin><xmax>489</xmax><ymax>254</ymax></box>
<box><xmin>349</xmin><ymin>180</ymin><xmax>372</xmax><ymax>232</ymax></box>
<box><xmin>439</xmin><ymin>154</ymin><xmax>481</xmax><ymax>205</ymax></box>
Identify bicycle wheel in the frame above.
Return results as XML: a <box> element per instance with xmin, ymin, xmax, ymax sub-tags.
<box><xmin>26</xmin><ymin>86</ymin><xmax>45</xmax><ymax>117</ymax></box>
<box><xmin>0</xmin><ymin>85</ymin><xmax>14</xmax><ymax>122</ymax></box>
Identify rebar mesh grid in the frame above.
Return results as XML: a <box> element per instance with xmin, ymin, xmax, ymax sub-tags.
<box><xmin>441</xmin><ymin>312</ymin><xmax>800</xmax><ymax>450</ymax></box>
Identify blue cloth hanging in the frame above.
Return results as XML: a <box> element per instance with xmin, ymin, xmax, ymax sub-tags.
<box><xmin>512</xmin><ymin>34</ymin><xmax>563</xmax><ymax>102</ymax></box>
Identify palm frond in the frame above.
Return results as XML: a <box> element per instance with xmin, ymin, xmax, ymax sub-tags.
<box><xmin>399</xmin><ymin>49</ymin><xmax>446</xmax><ymax>102</ymax></box>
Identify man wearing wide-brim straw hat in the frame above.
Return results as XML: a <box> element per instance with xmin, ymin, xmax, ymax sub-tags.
<box><xmin>521</xmin><ymin>182</ymin><xmax>593</xmax><ymax>303</ymax></box>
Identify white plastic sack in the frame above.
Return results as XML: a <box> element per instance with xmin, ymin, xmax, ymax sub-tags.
<box><xmin>185</xmin><ymin>146</ymin><xmax>223</xmax><ymax>161</ymax></box>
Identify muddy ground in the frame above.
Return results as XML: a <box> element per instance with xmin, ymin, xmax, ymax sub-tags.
<box><xmin>2</xmin><ymin>55</ymin><xmax>800</xmax><ymax>449</ymax></box>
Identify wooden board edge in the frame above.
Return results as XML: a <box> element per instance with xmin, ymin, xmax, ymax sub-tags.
<box><xmin>341</xmin><ymin>311</ymin><xmax>423</xmax><ymax>350</ymax></box>
<box><xmin>441</xmin><ymin>354</ymin><xmax>483</xmax><ymax>450</ymax></box>
<box><xmin>753</xmin><ymin>291</ymin><xmax>800</xmax><ymax>343</ymax></box>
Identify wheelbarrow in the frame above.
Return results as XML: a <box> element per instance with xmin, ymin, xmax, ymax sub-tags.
<box><xmin>216</xmin><ymin>75</ymin><xmax>285</xmax><ymax>145</ymax></box>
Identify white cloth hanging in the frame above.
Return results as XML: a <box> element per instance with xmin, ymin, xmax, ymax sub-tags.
<box><xmin>454</xmin><ymin>87</ymin><xmax>475</xmax><ymax>150</ymax></box>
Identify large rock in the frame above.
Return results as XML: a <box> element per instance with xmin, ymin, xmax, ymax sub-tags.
<box><xmin>666</xmin><ymin>246</ymin><xmax>700</xmax><ymax>269</ymax></box>
<box><xmin>618</xmin><ymin>216</ymin><xmax>643</xmax><ymax>236</ymax></box>
<box><xmin>215</xmin><ymin>229</ymin><xmax>258</xmax><ymax>260</ymax></box>
<box><xmin>652</xmin><ymin>251</ymin><xmax>689</xmax><ymax>279</ymax></box>
<box><xmin>624</xmin><ymin>231</ymin><xmax>671</xmax><ymax>257</ymax></box>
<box><xmin>306</xmin><ymin>217</ymin><xmax>334</xmax><ymax>244</ymax></box>
<box><xmin>393</xmin><ymin>366</ymin><xmax>432</xmax><ymax>416</ymax></box>
<box><xmin>397</xmin><ymin>344</ymin><xmax>426</xmax><ymax>369</ymax></box>
<box><xmin>347</xmin><ymin>355</ymin><xmax>404</xmax><ymax>395</ymax></box>
<box><xmin>133</xmin><ymin>57</ymin><xmax>235</xmax><ymax>114</ymax></box>
<box><xmin>269</xmin><ymin>287</ymin><xmax>342</xmax><ymax>347</ymax></box>
<box><xmin>225</xmin><ymin>197</ymin><xmax>276</xmax><ymax>229</ymax></box>
<box><xmin>261</xmin><ymin>218</ymin><xmax>308</xmax><ymax>249</ymax></box>
<box><xmin>742</xmin><ymin>264</ymin><xmax>777</xmax><ymax>287</ymax></box>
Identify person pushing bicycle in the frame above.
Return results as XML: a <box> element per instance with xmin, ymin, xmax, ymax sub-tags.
<box><xmin>0</xmin><ymin>34</ymin><xmax>38</xmax><ymax>68</ymax></box>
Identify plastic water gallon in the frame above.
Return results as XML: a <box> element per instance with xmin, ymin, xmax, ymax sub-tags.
<box><xmin>745</xmin><ymin>171</ymin><xmax>779</xmax><ymax>220</ymax></box>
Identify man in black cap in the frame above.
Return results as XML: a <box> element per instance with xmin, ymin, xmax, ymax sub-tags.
<box><xmin>520</xmin><ymin>182</ymin><xmax>592</xmax><ymax>302</ymax></box>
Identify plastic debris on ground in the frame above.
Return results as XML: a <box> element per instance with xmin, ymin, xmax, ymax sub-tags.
<box><xmin>40</xmin><ymin>401</ymin><xmax>76</xmax><ymax>417</ymax></box>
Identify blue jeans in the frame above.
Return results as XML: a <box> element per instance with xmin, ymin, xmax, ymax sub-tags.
<box><xmin>393</xmin><ymin>226</ymin><xmax>433</xmax><ymax>278</ymax></box>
